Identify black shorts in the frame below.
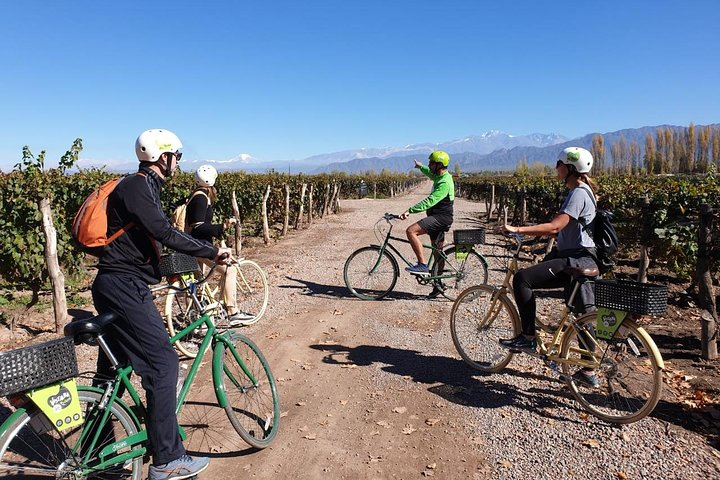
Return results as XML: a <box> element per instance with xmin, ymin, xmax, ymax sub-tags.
<box><xmin>417</xmin><ymin>215</ymin><xmax>452</xmax><ymax>244</ymax></box>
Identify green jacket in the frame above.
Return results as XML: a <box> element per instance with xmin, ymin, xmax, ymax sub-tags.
<box><xmin>408</xmin><ymin>165</ymin><xmax>455</xmax><ymax>216</ymax></box>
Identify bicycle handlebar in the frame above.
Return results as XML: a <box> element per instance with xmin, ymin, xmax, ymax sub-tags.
<box><xmin>383</xmin><ymin>212</ymin><xmax>401</xmax><ymax>221</ymax></box>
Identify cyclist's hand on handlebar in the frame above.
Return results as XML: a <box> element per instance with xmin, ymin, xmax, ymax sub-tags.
<box><xmin>215</xmin><ymin>247</ymin><xmax>233</xmax><ymax>265</ymax></box>
<box><xmin>399</xmin><ymin>211</ymin><xmax>410</xmax><ymax>220</ymax></box>
<box><xmin>223</xmin><ymin>218</ymin><xmax>237</xmax><ymax>229</ymax></box>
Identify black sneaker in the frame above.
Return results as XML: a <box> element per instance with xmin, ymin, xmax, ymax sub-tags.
<box><xmin>499</xmin><ymin>335</ymin><xmax>537</xmax><ymax>352</ymax></box>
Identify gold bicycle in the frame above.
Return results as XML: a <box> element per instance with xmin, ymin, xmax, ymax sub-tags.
<box><xmin>450</xmin><ymin>233</ymin><xmax>666</xmax><ymax>424</ymax></box>
<box><xmin>154</xmin><ymin>252</ymin><xmax>269</xmax><ymax>358</ymax></box>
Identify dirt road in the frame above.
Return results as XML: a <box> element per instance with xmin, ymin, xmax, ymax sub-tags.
<box><xmin>185</xmin><ymin>185</ymin><xmax>719</xmax><ymax>480</ymax></box>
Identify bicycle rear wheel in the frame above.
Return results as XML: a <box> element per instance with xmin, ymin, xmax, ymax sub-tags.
<box><xmin>230</xmin><ymin>260</ymin><xmax>269</xmax><ymax>325</ymax></box>
<box><xmin>344</xmin><ymin>246</ymin><xmax>399</xmax><ymax>300</ymax></box>
<box><xmin>450</xmin><ymin>285</ymin><xmax>520</xmax><ymax>372</ymax></box>
<box><xmin>436</xmin><ymin>246</ymin><xmax>489</xmax><ymax>301</ymax></box>
<box><xmin>214</xmin><ymin>333</ymin><xmax>280</xmax><ymax>449</ymax></box>
<box><xmin>560</xmin><ymin>313</ymin><xmax>664</xmax><ymax>424</ymax></box>
<box><xmin>0</xmin><ymin>389</ymin><xmax>142</xmax><ymax>479</ymax></box>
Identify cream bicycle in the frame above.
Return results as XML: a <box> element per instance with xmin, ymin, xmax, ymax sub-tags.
<box><xmin>450</xmin><ymin>233</ymin><xmax>667</xmax><ymax>424</ymax></box>
<box><xmin>155</xmin><ymin>252</ymin><xmax>269</xmax><ymax>358</ymax></box>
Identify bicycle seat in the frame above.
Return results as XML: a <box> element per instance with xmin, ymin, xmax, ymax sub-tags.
<box><xmin>563</xmin><ymin>265</ymin><xmax>600</xmax><ymax>279</ymax></box>
<box><xmin>64</xmin><ymin>312</ymin><xmax>120</xmax><ymax>345</ymax></box>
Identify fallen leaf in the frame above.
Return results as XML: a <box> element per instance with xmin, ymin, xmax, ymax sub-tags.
<box><xmin>402</xmin><ymin>425</ymin><xmax>416</xmax><ymax>435</ymax></box>
<box><xmin>341</xmin><ymin>364</ymin><xmax>357</xmax><ymax>369</ymax></box>
<box><xmin>340</xmin><ymin>400</ymin><xmax>348</xmax><ymax>405</ymax></box>
<box><xmin>376</xmin><ymin>420</ymin><xmax>391</xmax><ymax>429</ymax></box>
<box><xmin>498</xmin><ymin>460</ymin><xmax>512</xmax><ymax>468</ymax></box>
<box><xmin>421</xmin><ymin>470</ymin><xmax>434</xmax><ymax>477</ymax></box>
<box><xmin>615</xmin><ymin>472</ymin><xmax>628</xmax><ymax>480</ymax></box>
<box><xmin>296</xmin><ymin>401</ymin><xmax>306</xmax><ymax>406</ymax></box>
<box><xmin>303</xmin><ymin>434</ymin><xmax>316</xmax><ymax>440</ymax></box>
<box><xmin>393</xmin><ymin>406</ymin><xmax>407</xmax><ymax>414</ymax></box>
<box><xmin>425</xmin><ymin>418</ymin><xmax>441</xmax><ymax>426</ymax></box>
<box><xmin>427</xmin><ymin>463</ymin><xmax>437</xmax><ymax>469</ymax></box>
<box><xmin>582</xmin><ymin>439</ymin><xmax>601</xmax><ymax>448</ymax></box>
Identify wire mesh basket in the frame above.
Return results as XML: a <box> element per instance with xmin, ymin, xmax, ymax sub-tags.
<box><xmin>453</xmin><ymin>228</ymin><xmax>486</xmax><ymax>246</ymax></box>
<box><xmin>159</xmin><ymin>253</ymin><xmax>199</xmax><ymax>277</ymax></box>
<box><xmin>0</xmin><ymin>337</ymin><xmax>79</xmax><ymax>396</ymax></box>
<box><xmin>594</xmin><ymin>279</ymin><xmax>668</xmax><ymax>316</ymax></box>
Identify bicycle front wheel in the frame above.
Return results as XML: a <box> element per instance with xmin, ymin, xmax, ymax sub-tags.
<box><xmin>450</xmin><ymin>285</ymin><xmax>520</xmax><ymax>372</ymax></box>
<box><xmin>344</xmin><ymin>246</ymin><xmax>399</xmax><ymax>300</ymax></box>
<box><xmin>214</xmin><ymin>333</ymin><xmax>280</xmax><ymax>449</ymax></box>
<box><xmin>435</xmin><ymin>246</ymin><xmax>489</xmax><ymax>301</ymax></box>
<box><xmin>560</xmin><ymin>313</ymin><xmax>664</xmax><ymax>424</ymax></box>
<box><xmin>231</xmin><ymin>260</ymin><xmax>269</xmax><ymax>325</ymax></box>
<box><xmin>165</xmin><ymin>281</ymin><xmax>207</xmax><ymax>358</ymax></box>
<box><xmin>0</xmin><ymin>388</ymin><xmax>143</xmax><ymax>479</ymax></box>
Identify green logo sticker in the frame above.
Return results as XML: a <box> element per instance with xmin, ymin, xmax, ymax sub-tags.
<box><xmin>28</xmin><ymin>379</ymin><xmax>83</xmax><ymax>432</ymax></box>
<box><xmin>455</xmin><ymin>245</ymin><xmax>470</xmax><ymax>260</ymax></box>
<box><xmin>567</xmin><ymin>151</ymin><xmax>581</xmax><ymax>162</ymax></box>
<box><xmin>595</xmin><ymin>308</ymin><xmax>627</xmax><ymax>340</ymax></box>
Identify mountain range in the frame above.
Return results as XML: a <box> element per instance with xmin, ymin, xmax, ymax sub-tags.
<box><xmin>76</xmin><ymin>124</ymin><xmax>715</xmax><ymax>174</ymax></box>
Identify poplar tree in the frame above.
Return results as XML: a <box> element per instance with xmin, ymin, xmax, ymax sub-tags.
<box><xmin>664</xmin><ymin>128</ymin><xmax>675</xmax><ymax>173</ymax></box>
<box><xmin>644</xmin><ymin>133</ymin><xmax>656</xmax><ymax>174</ymax></box>
<box><xmin>629</xmin><ymin>140</ymin><xmax>641</xmax><ymax>173</ymax></box>
<box><xmin>712</xmin><ymin>126</ymin><xmax>720</xmax><ymax>168</ymax></box>
<box><xmin>697</xmin><ymin>125</ymin><xmax>710</xmax><ymax>172</ymax></box>
<box><xmin>591</xmin><ymin>134</ymin><xmax>606</xmax><ymax>172</ymax></box>
<box><xmin>655</xmin><ymin>128</ymin><xmax>666</xmax><ymax>174</ymax></box>
<box><xmin>686</xmin><ymin>122</ymin><xmax>696</xmax><ymax>172</ymax></box>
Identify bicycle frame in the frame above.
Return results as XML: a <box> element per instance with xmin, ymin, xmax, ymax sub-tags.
<box><xmin>71</xmin><ymin>309</ymin><xmax>257</xmax><ymax>475</ymax></box>
<box><xmin>372</xmin><ymin>216</ymin><xmax>460</xmax><ymax>282</ymax></box>
<box><xmin>489</xmin><ymin>235</ymin><xmax>606</xmax><ymax>371</ymax></box>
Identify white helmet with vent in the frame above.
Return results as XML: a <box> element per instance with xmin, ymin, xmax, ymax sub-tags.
<box><xmin>195</xmin><ymin>164</ymin><xmax>218</xmax><ymax>187</ymax></box>
<box><xmin>558</xmin><ymin>147</ymin><xmax>593</xmax><ymax>173</ymax></box>
<box><xmin>135</xmin><ymin>129</ymin><xmax>183</xmax><ymax>163</ymax></box>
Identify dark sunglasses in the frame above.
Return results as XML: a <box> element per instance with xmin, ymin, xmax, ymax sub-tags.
<box><xmin>171</xmin><ymin>151</ymin><xmax>183</xmax><ymax>161</ymax></box>
<box><xmin>556</xmin><ymin>160</ymin><xmax>564</xmax><ymax>168</ymax></box>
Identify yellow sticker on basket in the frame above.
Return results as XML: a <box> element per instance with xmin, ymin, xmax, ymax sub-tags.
<box><xmin>595</xmin><ymin>308</ymin><xmax>627</xmax><ymax>340</ymax></box>
<box><xmin>455</xmin><ymin>245</ymin><xmax>470</xmax><ymax>260</ymax></box>
<box><xmin>27</xmin><ymin>379</ymin><xmax>83</xmax><ymax>432</ymax></box>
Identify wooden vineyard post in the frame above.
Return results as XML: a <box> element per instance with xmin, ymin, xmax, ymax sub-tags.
<box><xmin>282</xmin><ymin>183</ymin><xmax>290</xmax><ymax>236</ymax></box>
<box><xmin>488</xmin><ymin>184</ymin><xmax>495</xmax><ymax>220</ymax></box>
<box><xmin>331</xmin><ymin>182</ymin><xmax>340</xmax><ymax>213</ymax></box>
<box><xmin>231</xmin><ymin>190</ymin><xmax>242</xmax><ymax>255</ymax></box>
<box><xmin>40</xmin><ymin>198</ymin><xmax>68</xmax><ymax>333</ymax></box>
<box><xmin>262</xmin><ymin>185</ymin><xmax>271</xmax><ymax>244</ymax></box>
<box><xmin>637</xmin><ymin>196</ymin><xmax>651</xmax><ymax>283</ymax></box>
<box><xmin>308</xmin><ymin>184</ymin><xmax>314</xmax><ymax>224</ymax></box>
<box><xmin>373</xmin><ymin>183</ymin><xmax>377</xmax><ymax>199</ymax></box>
<box><xmin>697</xmin><ymin>204</ymin><xmax>718</xmax><ymax>360</ymax></box>
<box><xmin>322</xmin><ymin>183</ymin><xmax>331</xmax><ymax>218</ymax></box>
<box><xmin>296</xmin><ymin>183</ymin><xmax>307</xmax><ymax>229</ymax></box>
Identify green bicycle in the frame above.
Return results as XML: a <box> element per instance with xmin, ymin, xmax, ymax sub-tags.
<box><xmin>344</xmin><ymin>213</ymin><xmax>489</xmax><ymax>301</ymax></box>
<box><xmin>0</xmin><ymin>274</ymin><xmax>280</xmax><ymax>478</ymax></box>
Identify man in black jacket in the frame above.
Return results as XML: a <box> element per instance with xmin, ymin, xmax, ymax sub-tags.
<box><xmin>92</xmin><ymin>129</ymin><xmax>231</xmax><ymax>480</ymax></box>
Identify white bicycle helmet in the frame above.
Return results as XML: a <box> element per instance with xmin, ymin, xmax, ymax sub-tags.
<box><xmin>135</xmin><ymin>129</ymin><xmax>183</xmax><ymax>163</ymax></box>
<box><xmin>195</xmin><ymin>164</ymin><xmax>218</xmax><ymax>187</ymax></box>
<box><xmin>558</xmin><ymin>147</ymin><xmax>593</xmax><ymax>173</ymax></box>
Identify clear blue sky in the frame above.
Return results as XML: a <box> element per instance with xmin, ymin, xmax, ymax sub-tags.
<box><xmin>1</xmin><ymin>0</ymin><xmax>718</xmax><ymax>170</ymax></box>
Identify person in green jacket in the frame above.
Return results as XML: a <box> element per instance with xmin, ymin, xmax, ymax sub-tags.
<box><xmin>399</xmin><ymin>150</ymin><xmax>455</xmax><ymax>297</ymax></box>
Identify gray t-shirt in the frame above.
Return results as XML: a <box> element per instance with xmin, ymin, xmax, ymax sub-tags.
<box><xmin>556</xmin><ymin>184</ymin><xmax>596</xmax><ymax>251</ymax></box>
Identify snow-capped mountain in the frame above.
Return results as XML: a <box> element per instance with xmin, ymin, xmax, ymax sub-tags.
<box><xmin>301</xmin><ymin>131</ymin><xmax>567</xmax><ymax>165</ymax></box>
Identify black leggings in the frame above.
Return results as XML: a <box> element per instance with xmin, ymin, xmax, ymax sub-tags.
<box><xmin>513</xmin><ymin>255</ymin><xmax>597</xmax><ymax>337</ymax></box>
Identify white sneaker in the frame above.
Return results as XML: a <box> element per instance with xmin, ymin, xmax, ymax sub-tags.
<box><xmin>228</xmin><ymin>311</ymin><xmax>255</xmax><ymax>326</ymax></box>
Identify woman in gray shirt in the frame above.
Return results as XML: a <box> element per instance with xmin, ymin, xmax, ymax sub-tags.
<box><xmin>498</xmin><ymin>147</ymin><xmax>599</xmax><ymax>358</ymax></box>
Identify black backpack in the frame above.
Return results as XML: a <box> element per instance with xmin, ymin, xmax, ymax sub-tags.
<box><xmin>578</xmin><ymin>186</ymin><xmax>619</xmax><ymax>274</ymax></box>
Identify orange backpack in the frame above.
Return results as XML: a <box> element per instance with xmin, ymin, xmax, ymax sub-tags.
<box><xmin>71</xmin><ymin>174</ymin><xmax>140</xmax><ymax>255</ymax></box>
